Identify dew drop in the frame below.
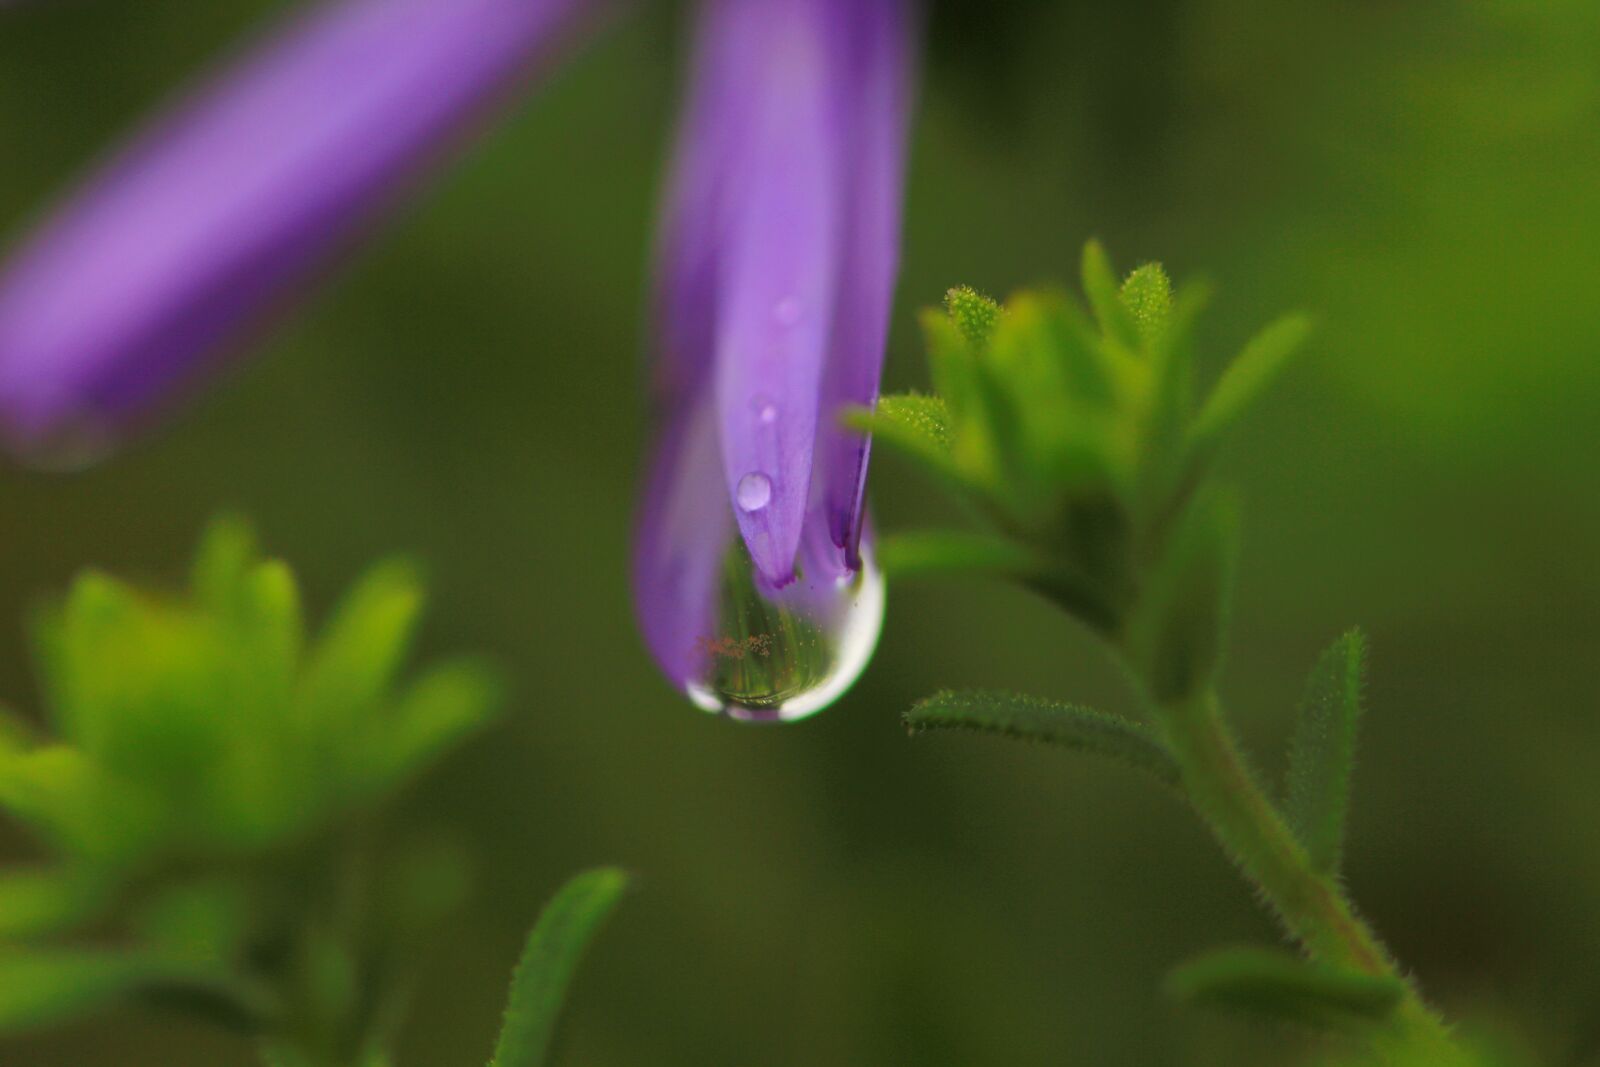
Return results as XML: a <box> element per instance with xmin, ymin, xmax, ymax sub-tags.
<box><xmin>772</xmin><ymin>296</ymin><xmax>802</xmax><ymax>327</ymax></box>
<box><xmin>684</xmin><ymin>537</ymin><xmax>885</xmax><ymax>723</ymax></box>
<box><xmin>735</xmin><ymin>471</ymin><xmax>772</xmax><ymax>512</ymax></box>
<box><xmin>750</xmin><ymin>393</ymin><xmax>779</xmax><ymax>425</ymax></box>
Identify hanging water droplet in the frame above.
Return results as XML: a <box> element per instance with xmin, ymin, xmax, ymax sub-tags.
<box><xmin>683</xmin><ymin>536</ymin><xmax>885</xmax><ymax>723</ymax></box>
<box><xmin>735</xmin><ymin>471</ymin><xmax>772</xmax><ymax>512</ymax></box>
<box><xmin>772</xmin><ymin>296</ymin><xmax>802</xmax><ymax>327</ymax></box>
<box><xmin>757</xmin><ymin>402</ymin><xmax>778</xmax><ymax>425</ymax></box>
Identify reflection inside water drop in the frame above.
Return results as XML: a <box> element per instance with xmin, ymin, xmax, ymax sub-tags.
<box><xmin>684</xmin><ymin>536</ymin><xmax>884</xmax><ymax>723</ymax></box>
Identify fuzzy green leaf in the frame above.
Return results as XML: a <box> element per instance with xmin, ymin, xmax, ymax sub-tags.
<box><xmin>848</xmin><ymin>393</ymin><xmax>952</xmax><ymax>458</ymax></box>
<box><xmin>1165</xmin><ymin>945</ymin><xmax>1404</xmax><ymax>1028</ymax></box>
<box><xmin>944</xmin><ymin>285</ymin><xmax>1001</xmax><ymax>349</ymax></box>
<box><xmin>1284</xmin><ymin>630</ymin><xmax>1368</xmax><ymax>875</ymax></box>
<box><xmin>1190</xmin><ymin>313</ymin><xmax>1312</xmax><ymax>453</ymax></box>
<box><xmin>906</xmin><ymin>690</ymin><xmax>1180</xmax><ymax>786</ymax></box>
<box><xmin>489</xmin><ymin>868</ymin><xmax>630</xmax><ymax>1067</ymax></box>
<box><xmin>1131</xmin><ymin>492</ymin><xmax>1240</xmax><ymax>704</ymax></box>
<box><xmin>1120</xmin><ymin>262</ymin><xmax>1173</xmax><ymax>344</ymax></box>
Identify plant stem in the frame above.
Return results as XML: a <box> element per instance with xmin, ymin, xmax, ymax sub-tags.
<box><xmin>1155</xmin><ymin>687</ymin><xmax>1468</xmax><ymax>1063</ymax></box>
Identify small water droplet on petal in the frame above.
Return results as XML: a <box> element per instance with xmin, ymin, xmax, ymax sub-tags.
<box><xmin>750</xmin><ymin>394</ymin><xmax>779</xmax><ymax>425</ymax></box>
<box><xmin>736</xmin><ymin>471</ymin><xmax>772</xmax><ymax>512</ymax></box>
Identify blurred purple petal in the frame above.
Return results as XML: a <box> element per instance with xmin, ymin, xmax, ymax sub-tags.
<box><xmin>0</xmin><ymin>0</ymin><xmax>596</xmax><ymax>456</ymax></box>
<box><xmin>632</xmin><ymin>393</ymin><xmax>732</xmax><ymax>690</ymax></box>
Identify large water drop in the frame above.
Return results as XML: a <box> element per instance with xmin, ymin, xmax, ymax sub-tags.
<box><xmin>684</xmin><ymin>537</ymin><xmax>884</xmax><ymax>723</ymax></box>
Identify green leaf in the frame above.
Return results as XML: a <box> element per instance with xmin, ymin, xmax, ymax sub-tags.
<box><xmin>299</xmin><ymin>557</ymin><xmax>424</xmax><ymax>733</ymax></box>
<box><xmin>0</xmin><ymin>868</ymin><xmax>108</xmax><ymax>939</ymax></box>
<box><xmin>910</xmin><ymin>312</ymin><xmax>1022</xmax><ymax>504</ymax></box>
<box><xmin>1189</xmin><ymin>313</ymin><xmax>1312</xmax><ymax>454</ymax></box>
<box><xmin>190</xmin><ymin>514</ymin><xmax>259</xmax><ymax>614</ymax></box>
<box><xmin>489</xmin><ymin>868</ymin><xmax>630</xmax><ymax>1067</ymax></box>
<box><xmin>1081</xmin><ymin>240</ymin><xmax>1138</xmax><ymax>350</ymax></box>
<box><xmin>1130</xmin><ymin>491</ymin><xmax>1240</xmax><ymax>704</ymax></box>
<box><xmin>987</xmin><ymin>293</ymin><xmax>1121</xmax><ymax>497</ymax></box>
<box><xmin>871</xmin><ymin>393</ymin><xmax>951</xmax><ymax>451</ymax></box>
<box><xmin>0</xmin><ymin>744</ymin><xmax>148</xmax><ymax>860</ymax></box>
<box><xmin>363</xmin><ymin>658</ymin><xmax>501</xmax><ymax>797</ymax></box>
<box><xmin>0</xmin><ymin>948</ymin><xmax>262</xmax><ymax>1033</ymax></box>
<box><xmin>1284</xmin><ymin>630</ymin><xmax>1368</xmax><ymax>875</ymax></box>
<box><xmin>906</xmin><ymin>690</ymin><xmax>1180</xmax><ymax>787</ymax></box>
<box><xmin>0</xmin><ymin>949</ymin><xmax>153</xmax><ymax>1031</ymax></box>
<box><xmin>943</xmin><ymin>285</ymin><xmax>1001</xmax><ymax>349</ymax></box>
<box><xmin>878</xmin><ymin>530</ymin><xmax>1046</xmax><ymax>582</ymax></box>
<box><xmin>1165</xmin><ymin>945</ymin><xmax>1404</xmax><ymax>1028</ymax></box>
<box><xmin>846</xmin><ymin>394</ymin><xmax>956</xmax><ymax>479</ymax></box>
<box><xmin>1120</xmin><ymin>262</ymin><xmax>1173</xmax><ymax>344</ymax></box>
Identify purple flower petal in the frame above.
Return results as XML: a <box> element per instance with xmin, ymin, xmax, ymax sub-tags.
<box><xmin>632</xmin><ymin>392</ymin><xmax>732</xmax><ymax>689</ymax></box>
<box><xmin>811</xmin><ymin>0</ymin><xmax>914</xmax><ymax>564</ymax></box>
<box><xmin>633</xmin><ymin>0</ymin><xmax>913</xmax><ymax>717</ymax></box>
<box><xmin>0</xmin><ymin>0</ymin><xmax>597</xmax><ymax>456</ymax></box>
<box><xmin>710</xmin><ymin>0</ymin><xmax>843</xmax><ymax>586</ymax></box>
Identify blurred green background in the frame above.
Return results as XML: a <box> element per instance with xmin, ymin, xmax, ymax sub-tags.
<box><xmin>3</xmin><ymin>0</ymin><xmax>1599</xmax><ymax>1063</ymax></box>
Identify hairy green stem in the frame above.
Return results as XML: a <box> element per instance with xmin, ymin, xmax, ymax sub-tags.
<box><xmin>1156</xmin><ymin>687</ymin><xmax>1467</xmax><ymax>1063</ymax></box>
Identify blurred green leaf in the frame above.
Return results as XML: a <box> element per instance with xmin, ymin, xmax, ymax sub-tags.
<box><xmin>1165</xmin><ymin>945</ymin><xmax>1403</xmax><ymax>1028</ymax></box>
<box><xmin>906</xmin><ymin>690</ymin><xmax>1180</xmax><ymax>787</ymax></box>
<box><xmin>131</xmin><ymin>878</ymin><xmax>251</xmax><ymax>962</ymax></box>
<box><xmin>1284</xmin><ymin>630</ymin><xmax>1368</xmax><ymax>875</ymax></box>
<box><xmin>879</xmin><ymin>530</ymin><xmax>1047</xmax><ymax>582</ymax></box>
<box><xmin>0</xmin><ymin>744</ymin><xmax>146</xmax><ymax>861</ymax></box>
<box><xmin>1129</xmin><ymin>491</ymin><xmax>1240</xmax><ymax>705</ymax></box>
<box><xmin>0</xmin><ymin>948</ymin><xmax>261</xmax><ymax>1034</ymax></box>
<box><xmin>490</xmin><ymin>868</ymin><xmax>630</xmax><ymax>1067</ymax></box>
<box><xmin>0</xmin><ymin>868</ymin><xmax>108</xmax><ymax>940</ymax></box>
<box><xmin>300</xmin><ymin>558</ymin><xmax>423</xmax><ymax>722</ymax></box>
<box><xmin>1081</xmin><ymin>240</ymin><xmax>1138</xmax><ymax>351</ymax></box>
<box><xmin>190</xmin><ymin>515</ymin><xmax>259</xmax><ymax>614</ymax></box>
<box><xmin>1189</xmin><ymin>313</ymin><xmax>1312</xmax><ymax>456</ymax></box>
<box><xmin>364</xmin><ymin>658</ymin><xmax>501</xmax><ymax>797</ymax></box>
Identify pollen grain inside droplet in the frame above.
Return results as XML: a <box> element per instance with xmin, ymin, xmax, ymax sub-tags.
<box><xmin>736</xmin><ymin>471</ymin><xmax>772</xmax><ymax>512</ymax></box>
